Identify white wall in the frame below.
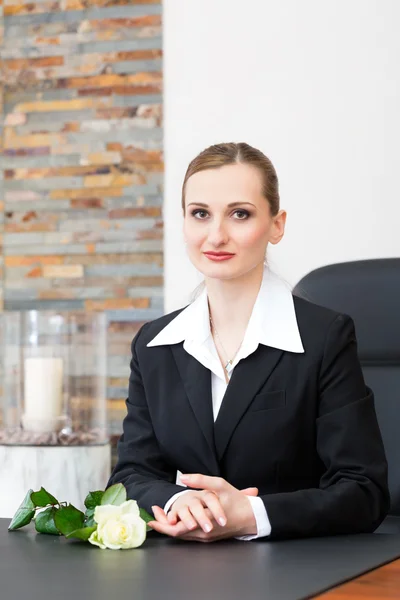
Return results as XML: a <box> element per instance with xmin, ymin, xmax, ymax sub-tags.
<box><xmin>163</xmin><ymin>0</ymin><xmax>400</xmax><ymax>312</ymax></box>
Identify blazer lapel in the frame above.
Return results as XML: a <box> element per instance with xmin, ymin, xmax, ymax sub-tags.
<box><xmin>214</xmin><ymin>345</ymin><xmax>284</xmax><ymax>461</ymax></box>
<box><xmin>171</xmin><ymin>344</ymin><xmax>219</xmax><ymax>473</ymax></box>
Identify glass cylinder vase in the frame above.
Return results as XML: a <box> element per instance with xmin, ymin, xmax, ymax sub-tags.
<box><xmin>0</xmin><ymin>311</ymin><xmax>108</xmax><ymax>446</ymax></box>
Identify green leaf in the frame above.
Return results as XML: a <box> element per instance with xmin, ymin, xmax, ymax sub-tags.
<box><xmin>140</xmin><ymin>508</ymin><xmax>154</xmax><ymax>532</ymax></box>
<box><xmin>66</xmin><ymin>526</ymin><xmax>97</xmax><ymax>542</ymax></box>
<box><xmin>84</xmin><ymin>507</ymin><xmax>95</xmax><ymax>528</ymax></box>
<box><xmin>35</xmin><ymin>507</ymin><xmax>60</xmax><ymax>535</ymax></box>
<box><xmin>30</xmin><ymin>487</ymin><xmax>58</xmax><ymax>508</ymax></box>
<box><xmin>100</xmin><ymin>483</ymin><xmax>126</xmax><ymax>507</ymax></box>
<box><xmin>54</xmin><ymin>504</ymin><xmax>85</xmax><ymax>537</ymax></box>
<box><xmin>84</xmin><ymin>490</ymin><xmax>104</xmax><ymax>510</ymax></box>
<box><xmin>139</xmin><ymin>508</ymin><xmax>153</xmax><ymax>523</ymax></box>
<box><xmin>8</xmin><ymin>489</ymin><xmax>36</xmax><ymax>531</ymax></box>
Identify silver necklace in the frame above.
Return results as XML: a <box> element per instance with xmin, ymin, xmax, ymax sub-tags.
<box><xmin>209</xmin><ymin>316</ymin><xmax>242</xmax><ymax>374</ymax></box>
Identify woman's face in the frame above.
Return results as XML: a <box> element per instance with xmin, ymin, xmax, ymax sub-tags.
<box><xmin>183</xmin><ymin>162</ymin><xmax>286</xmax><ymax>280</ymax></box>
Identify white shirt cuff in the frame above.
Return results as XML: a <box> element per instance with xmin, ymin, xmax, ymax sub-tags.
<box><xmin>235</xmin><ymin>495</ymin><xmax>272</xmax><ymax>541</ymax></box>
<box><xmin>163</xmin><ymin>489</ymin><xmax>192</xmax><ymax>514</ymax></box>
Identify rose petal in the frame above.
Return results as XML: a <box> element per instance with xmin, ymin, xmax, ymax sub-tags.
<box><xmin>120</xmin><ymin>500</ymin><xmax>140</xmax><ymax>517</ymax></box>
<box><xmin>88</xmin><ymin>530</ymin><xmax>107</xmax><ymax>550</ymax></box>
<box><xmin>120</xmin><ymin>516</ymin><xmax>146</xmax><ymax>549</ymax></box>
<box><xmin>94</xmin><ymin>504</ymin><xmax>121</xmax><ymax>525</ymax></box>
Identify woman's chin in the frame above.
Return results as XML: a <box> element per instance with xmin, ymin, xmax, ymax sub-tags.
<box><xmin>195</xmin><ymin>259</ymin><xmax>241</xmax><ymax>280</ymax></box>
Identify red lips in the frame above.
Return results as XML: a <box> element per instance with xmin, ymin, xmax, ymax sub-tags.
<box><xmin>203</xmin><ymin>252</ymin><xmax>235</xmax><ymax>262</ymax></box>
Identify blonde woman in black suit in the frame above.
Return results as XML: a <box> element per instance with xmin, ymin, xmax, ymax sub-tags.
<box><xmin>108</xmin><ymin>142</ymin><xmax>389</xmax><ymax>542</ymax></box>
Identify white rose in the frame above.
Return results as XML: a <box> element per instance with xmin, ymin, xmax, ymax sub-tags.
<box><xmin>94</xmin><ymin>500</ymin><xmax>140</xmax><ymax>526</ymax></box>
<box><xmin>89</xmin><ymin>500</ymin><xmax>146</xmax><ymax>550</ymax></box>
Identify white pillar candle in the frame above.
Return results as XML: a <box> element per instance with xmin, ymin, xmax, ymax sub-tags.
<box><xmin>22</xmin><ymin>357</ymin><xmax>64</xmax><ymax>433</ymax></box>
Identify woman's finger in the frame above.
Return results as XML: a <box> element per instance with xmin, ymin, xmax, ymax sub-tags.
<box><xmin>180</xmin><ymin>474</ymin><xmax>228</xmax><ymax>493</ymax></box>
<box><xmin>177</xmin><ymin>506</ymin><xmax>198</xmax><ymax>531</ymax></box>
<box><xmin>148</xmin><ymin>518</ymin><xmax>189</xmax><ymax>537</ymax></box>
<box><xmin>167</xmin><ymin>510</ymin><xmax>178</xmax><ymax>524</ymax></box>
<box><xmin>202</xmin><ymin>490</ymin><xmax>227</xmax><ymax>527</ymax></box>
<box><xmin>188</xmin><ymin>498</ymin><xmax>214</xmax><ymax>533</ymax></box>
<box><xmin>151</xmin><ymin>505</ymin><xmax>169</xmax><ymax>524</ymax></box>
<box><xmin>240</xmin><ymin>487</ymin><xmax>259</xmax><ymax>496</ymax></box>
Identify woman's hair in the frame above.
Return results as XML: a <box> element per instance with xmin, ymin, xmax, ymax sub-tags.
<box><xmin>181</xmin><ymin>142</ymin><xmax>280</xmax><ymax>216</ymax></box>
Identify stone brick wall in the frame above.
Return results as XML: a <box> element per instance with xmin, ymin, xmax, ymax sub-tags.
<box><xmin>0</xmin><ymin>0</ymin><xmax>164</xmax><ymax>443</ymax></box>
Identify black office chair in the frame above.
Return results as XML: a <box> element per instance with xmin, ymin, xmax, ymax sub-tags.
<box><xmin>293</xmin><ymin>258</ymin><xmax>400</xmax><ymax>533</ymax></box>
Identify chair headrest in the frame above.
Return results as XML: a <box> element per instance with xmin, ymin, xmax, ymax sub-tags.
<box><xmin>293</xmin><ymin>259</ymin><xmax>400</xmax><ymax>363</ymax></box>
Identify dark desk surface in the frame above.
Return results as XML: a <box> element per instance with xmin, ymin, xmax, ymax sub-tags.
<box><xmin>1</xmin><ymin>519</ymin><xmax>400</xmax><ymax>600</ymax></box>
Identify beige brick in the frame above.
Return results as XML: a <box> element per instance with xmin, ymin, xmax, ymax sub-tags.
<box><xmin>5</xmin><ymin>256</ymin><xmax>64</xmax><ymax>267</ymax></box>
<box><xmin>108</xmin><ymin>377</ymin><xmax>129</xmax><ymax>388</ymax></box>
<box><xmin>62</xmin><ymin>253</ymin><xmax>163</xmax><ymax>266</ymax></box>
<box><xmin>4</xmin><ymin>57</ymin><xmax>64</xmax><ymax>70</ymax></box>
<box><xmin>4</xmin><ymin>130</ymin><xmax>66</xmax><ymax>149</ymax></box>
<box><xmin>68</xmin><ymin>0</ymin><xmax>160</xmax><ymax>8</ymax></box>
<box><xmin>14</xmin><ymin>98</ymin><xmax>112</xmax><ymax>114</ymax></box>
<box><xmin>5</xmin><ymin>223</ymin><xmax>57</xmax><ymax>233</ymax></box>
<box><xmin>84</xmin><ymin>152</ymin><xmax>121</xmax><ymax>165</ymax></box>
<box><xmin>85</xmin><ymin>298</ymin><xmax>150</xmax><ymax>311</ymax></box>
<box><xmin>8</xmin><ymin>165</ymin><xmax>111</xmax><ymax>180</ymax></box>
<box><xmin>106</xmin><ymin>399</ymin><xmax>127</xmax><ymax>412</ymax></box>
<box><xmin>51</xmin><ymin>187</ymin><xmax>123</xmax><ymax>199</ymax></box>
<box><xmin>83</xmin><ymin>174</ymin><xmax>146</xmax><ymax>187</ymax></box>
<box><xmin>35</xmin><ymin>37</ymin><xmax>61</xmax><ymax>46</ymax></box>
<box><xmin>38</xmin><ymin>290</ymin><xmax>76</xmax><ymax>300</ymax></box>
<box><xmin>5</xmin><ymin>2</ymin><xmax>63</xmax><ymax>16</ymax></box>
<box><xmin>65</xmin><ymin>72</ymin><xmax>162</xmax><ymax>90</ymax></box>
<box><xmin>43</xmin><ymin>265</ymin><xmax>84</xmax><ymax>279</ymax></box>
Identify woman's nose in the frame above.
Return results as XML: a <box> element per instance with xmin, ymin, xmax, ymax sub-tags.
<box><xmin>207</xmin><ymin>221</ymin><xmax>229</xmax><ymax>246</ymax></box>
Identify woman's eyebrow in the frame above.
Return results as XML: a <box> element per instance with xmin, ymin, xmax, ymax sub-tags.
<box><xmin>186</xmin><ymin>202</ymin><xmax>256</xmax><ymax>208</ymax></box>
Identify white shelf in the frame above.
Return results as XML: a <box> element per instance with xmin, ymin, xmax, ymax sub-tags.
<box><xmin>0</xmin><ymin>444</ymin><xmax>111</xmax><ymax>518</ymax></box>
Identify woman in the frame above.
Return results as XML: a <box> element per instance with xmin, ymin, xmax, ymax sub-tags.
<box><xmin>108</xmin><ymin>142</ymin><xmax>389</xmax><ymax>542</ymax></box>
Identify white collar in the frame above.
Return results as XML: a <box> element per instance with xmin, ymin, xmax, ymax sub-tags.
<box><xmin>147</xmin><ymin>267</ymin><xmax>304</xmax><ymax>354</ymax></box>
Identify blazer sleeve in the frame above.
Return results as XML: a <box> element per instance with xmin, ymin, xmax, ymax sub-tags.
<box><xmin>262</xmin><ymin>314</ymin><xmax>390</xmax><ymax>540</ymax></box>
<box><xmin>107</xmin><ymin>324</ymin><xmax>187</xmax><ymax>514</ymax></box>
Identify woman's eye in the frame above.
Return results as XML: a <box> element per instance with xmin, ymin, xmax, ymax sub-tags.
<box><xmin>190</xmin><ymin>208</ymin><xmax>249</xmax><ymax>220</ymax></box>
<box><xmin>192</xmin><ymin>209</ymin><xmax>208</xmax><ymax>219</ymax></box>
<box><xmin>233</xmin><ymin>210</ymin><xmax>250</xmax><ymax>220</ymax></box>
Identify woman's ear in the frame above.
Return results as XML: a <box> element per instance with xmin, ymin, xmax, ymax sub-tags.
<box><xmin>269</xmin><ymin>210</ymin><xmax>287</xmax><ymax>245</ymax></box>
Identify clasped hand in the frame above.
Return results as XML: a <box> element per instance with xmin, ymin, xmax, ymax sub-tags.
<box><xmin>148</xmin><ymin>474</ymin><xmax>258</xmax><ymax>542</ymax></box>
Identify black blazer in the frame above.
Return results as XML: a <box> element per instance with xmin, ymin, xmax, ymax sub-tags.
<box><xmin>108</xmin><ymin>295</ymin><xmax>390</xmax><ymax>540</ymax></box>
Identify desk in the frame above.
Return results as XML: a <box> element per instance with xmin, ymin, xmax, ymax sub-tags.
<box><xmin>1</xmin><ymin>519</ymin><xmax>400</xmax><ymax>600</ymax></box>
